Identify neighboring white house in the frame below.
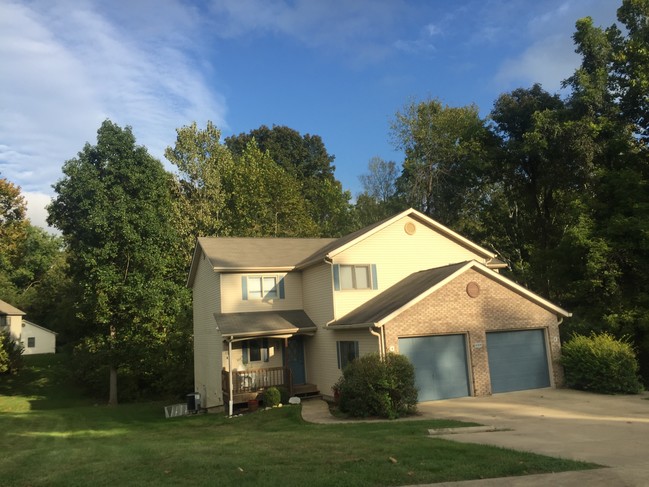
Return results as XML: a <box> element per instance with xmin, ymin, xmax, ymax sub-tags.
<box><xmin>0</xmin><ymin>299</ymin><xmax>57</xmax><ymax>354</ymax></box>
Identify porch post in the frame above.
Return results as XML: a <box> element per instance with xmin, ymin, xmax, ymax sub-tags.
<box><xmin>228</xmin><ymin>338</ymin><xmax>234</xmax><ymax>417</ymax></box>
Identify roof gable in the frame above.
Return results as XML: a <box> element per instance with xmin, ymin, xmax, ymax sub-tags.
<box><xmin>296</xmin><ymin>208</ymin><xmax>496</xmax><ymax>268</ymax></box>
<box><xmin>0</xmin><ymin>299</ymin><xmax>25</xmax><ymax>316</ymax></box>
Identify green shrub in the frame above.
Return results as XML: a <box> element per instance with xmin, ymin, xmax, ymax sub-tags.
<box><xmin>0</xmin><ymin>331</ymin><xmax>24</xmax><ymax>374</ymax></box>
<box><xmin>561</xmin><ymin>332</ymin><xmax>643</xmax><ymax>394</ymax></box>
<box><xmin>335</xmin><ymin>352</ymin><xmax>418</xmax><ymax>419</ymax></box>
<box><xmin>263</xmin><ymin>386</ymin><xmax>281</xmax><ymax>407</ymax></box>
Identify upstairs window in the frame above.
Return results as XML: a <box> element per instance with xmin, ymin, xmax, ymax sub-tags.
<box><xmin>242</xmin><ymin>275</ymin><xmax>285</xmax><ymax>300</ymax></box>
<box><xmin>27</xmin><ymin>337</ymin><xmax>35</xmax><ymax>348</ymax></box>
<box><xmin>333</xmin><ymin>264</ymin><xmax>378</xmax><ymax>291</ymax></box>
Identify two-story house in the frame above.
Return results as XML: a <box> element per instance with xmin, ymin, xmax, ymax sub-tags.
<box><xmin>188</xmin><ymin>209</ymin><xmax>570</xmax><ymax>414</ymax></box>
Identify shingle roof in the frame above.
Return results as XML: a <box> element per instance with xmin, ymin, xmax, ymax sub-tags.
<box><xmin>214</xmin><ymin>310</ymin><xmax>317</xmax><ymax>338</ymax></box>
<box><xmin>0</xmin><ymin>299</ymin><xmax>25</xmax><ymax>316</ymax></box>
<box><xmin>329</xmin><ymin>262</ymin><xmax>468</xmax><ymax>326</ymax></box>
<box><xmin>198</xmin><ymin>237</ymin><xmax>337</xmax><ymax>270</ymax></box>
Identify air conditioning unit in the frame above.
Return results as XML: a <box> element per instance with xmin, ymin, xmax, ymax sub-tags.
<box><xmin>186</xmin><ymin>392</ymin><xmax>201</xmax><ymax>414</ymax></box>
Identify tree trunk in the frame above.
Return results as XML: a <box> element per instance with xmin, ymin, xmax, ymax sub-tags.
<box><xmin>109</xmin><ymin>365</ymin><xmax>118</xmax><ymax>406</ymax></box>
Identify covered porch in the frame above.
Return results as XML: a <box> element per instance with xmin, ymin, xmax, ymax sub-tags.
<box><xmin>216</xmin><ymin>310</ymin><xmax>320</xmax><ymax>413</ymax></box>
<box><xmin>221</xmin><ymin>365</ymin><xmax>319</xmax><ymax>405</ymax></box>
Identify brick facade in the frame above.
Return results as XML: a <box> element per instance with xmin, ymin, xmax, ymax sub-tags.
<box><xmin>383</xmin><ymin>268</ymin><xmax>564</xmax><ymax>397</ymax></box>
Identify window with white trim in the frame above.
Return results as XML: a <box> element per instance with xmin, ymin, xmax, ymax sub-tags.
<box><xmin>337</xmin><ymin>340</ymin><xmax>359</xmax><ymax>369</ymax></box>
<box><xmin>333</xmin><ymin>264</ymin><xmax>378</xmax><ymax>291</ymax></box>
<box><xmin>242</xmin><ymin>275</ymin><xmax>285</xmax><ymax>300</ymax></box>
<box><xmin>27</xmin><ymin>337</ymin><xmax>35</xmax><ymax>348</ymax></box>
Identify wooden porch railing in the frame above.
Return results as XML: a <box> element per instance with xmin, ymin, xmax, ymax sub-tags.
<box><xmin>222</xmin><ymin>366</ymin><xmax>293</xmax><ymax>404</ymax></box>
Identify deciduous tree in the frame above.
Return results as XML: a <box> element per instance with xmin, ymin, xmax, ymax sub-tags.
<box><xmin>48</xmin><ymin>120</ymin><xmax>186</xmax><ymax>405</ymax></box>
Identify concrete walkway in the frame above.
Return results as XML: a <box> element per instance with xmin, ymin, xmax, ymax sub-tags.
<box><xmin>300</xmin><ymin>389</ymin><xmax>649</xmax><ymax>486</ymax></box>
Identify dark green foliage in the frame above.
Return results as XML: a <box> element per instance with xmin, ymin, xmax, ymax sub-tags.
<box><xmin>335</xmin><ymin>352</ymin><xmax>417</xmax><ymax>419</ymax></box>
<box><xmin>225</xmin><ymin>124</ymin><xmax>355</xmax><ymax>237</ymax></box>
<box><xmin>561</xmin><ymin>332</ymin><xmax>643</xmax><ymax>394</ymax></box>
<box><xmin>0</xmin><ymin>331</ymin><xmax>23</xmax><ymax>374</ymax></box>
<box><xmin>47</xmin><ymin>120</ymin><xmax>190</xmax><ymax>404</ymax></box>
<box><xmin>262</xmin><ymin>386</ymin><xmax>281</xmax><ymax>407</ymax></box>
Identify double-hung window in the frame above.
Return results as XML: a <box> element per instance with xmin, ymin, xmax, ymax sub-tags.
<box><xmin>242</xmin><ymin>275</ymin><xmax>285</xmax><ymax>300</ymax></box>
<box><xmin>248</xmin><ymin>276</ymin><xmax>278</xmax><ymax>299</ymax></box>
<box><xmin>340</xmin><ymin>265</ymin><xmax>370</xmax><ymax>290</ymax></box>
<box><xmin>27</xmin><ymin>337</ymin><xmax>35</xmax><ymax>348</ymax></box>
<box><xmin>333</xmin><ymin>264</ymin><xmax>378</xmax><ymax>291</ymax></box>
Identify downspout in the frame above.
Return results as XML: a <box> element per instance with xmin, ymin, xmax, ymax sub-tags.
<box><xmin>369</xmin><ymin>326</ymin><xmax>383</xmax><ymax>360</ymax></box>
<box><xmin>228</xmin><ymin>337</ymin><xmax>234</xmax><ymax>417</ymax></box>
<box><xmin>324</xmin><ymin>256</ymin><xmax>336</xmax><ymax>323</ymax></box>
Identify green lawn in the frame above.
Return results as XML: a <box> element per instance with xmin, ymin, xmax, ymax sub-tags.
<box><xmin>0</xmin><ymin>355</ymin><xmax>598</xmax><ymax>487</ymax></box>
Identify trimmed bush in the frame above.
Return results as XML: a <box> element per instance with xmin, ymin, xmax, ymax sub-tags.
<box><xmin>335</xmin><ymin>352</ymin><xmax>418</xmax><ymax>419</ymax></box>
<box><xmin>561</xmin><ymin>332</ymin><xmax>643</xmax><ymax>394</ymax></box>
<box><xmin>263</xmin><ymin>386</ymin><xmax>281</xmax><ymax>407</ymax></box>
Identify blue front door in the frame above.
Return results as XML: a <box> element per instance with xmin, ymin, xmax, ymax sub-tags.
<box><xmin>287</xmin><ymin>336</ymin><xmax>306</xmax><ymax>385</ymax></box>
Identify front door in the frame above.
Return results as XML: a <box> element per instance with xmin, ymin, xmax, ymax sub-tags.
<box><xmin>287</xmin><ymin>336</ymin><xmax>306</xmax><ymax>385</ymax></box>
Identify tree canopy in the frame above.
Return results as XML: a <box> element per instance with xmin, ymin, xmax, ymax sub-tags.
<box><xmin>48</xmin><ymin>120</ymin><xmax>188</xmax><ymax>404</ymax></box>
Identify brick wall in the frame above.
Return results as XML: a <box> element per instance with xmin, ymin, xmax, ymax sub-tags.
<box><xmin>383</xmin><ymin>268</ymin><xmax>564</xmax><ymax>397</ymax></box>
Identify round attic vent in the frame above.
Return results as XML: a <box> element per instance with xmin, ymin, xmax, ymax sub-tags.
<box><xmin>466</xmin><ymin>282</ymin><xmax>480</xmax><ymax>298</ymax></box>
<box><xmin>404</xmin><ymin>222</ymin><xmax>416</xmax><ymax>235</ymax></box>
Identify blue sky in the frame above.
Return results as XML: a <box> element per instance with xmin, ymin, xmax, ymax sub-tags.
<box><xmin>1</xmin><ymin>0</ymin><xmax>619</xmax><ymax>229</ymax></box>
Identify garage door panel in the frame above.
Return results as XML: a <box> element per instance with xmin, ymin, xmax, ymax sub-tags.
<box><xmin>399</xmin><ymin>334</ymin><xmax>470</xmax><ymax>401</ymax></box>
<box><xmin>487</xmin><ymin>330</ymin><xmax>550</xmax><ymax>393</ymax></box>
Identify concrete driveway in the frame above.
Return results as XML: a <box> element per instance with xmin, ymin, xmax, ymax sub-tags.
<box><xmin>415</xmin><ymin>388</ymin><xmax>649</xmax><ymax>486</ymax></box>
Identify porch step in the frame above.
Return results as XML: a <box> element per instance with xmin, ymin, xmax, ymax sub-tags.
<box><xmin>293</xmin><ymin>383</ymin><xmax>319</xmax><ymax>397</ymax></box>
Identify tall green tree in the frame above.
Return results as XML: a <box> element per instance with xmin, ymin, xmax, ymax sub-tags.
<box><xmin>165</xmin><ymin>121</ymin><xmax>233</xmax><ymax>262</ymax></box>
<box><xmin>0</xmin><ymin>177</ymin><xmax>28</xmax><ymax>289</ymax></box>
<box><xmin>221</xmin><ymin>140</ymin><xmax>318</xmax><ymax>237</ymax></box>
<box><xmin>48</xmin><ymin>120</ymin><xmax>186</xmax><ymax>405</ymax></box>
<box><xmin>354</xmin><ymin>157</ymin><xmax>404</xmax><ymax>227</ymax></box>
<box><xmin>225</xmin><ymin>125</ymin><xmax>354</xmax><ymax>236</ymax></box>
<box><xmin>391</xmin><ymin>99</ymin><xmax>493</xmax><ymax>235</ymax></box>
<box><xmin>558</xmin><ymin>1</ymin><xmax>649</xmax><ymax>381</ymax></box>
<box><xmin>487</xmin><ymin>84</ymin><xmax>596</xmax><ymax>296</ymax></box>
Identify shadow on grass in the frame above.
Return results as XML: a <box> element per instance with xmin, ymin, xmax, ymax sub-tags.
<box><xmin>0</xmin><ymin>354</ymin><xmax>93</xmax><ymax>410</ymax></box>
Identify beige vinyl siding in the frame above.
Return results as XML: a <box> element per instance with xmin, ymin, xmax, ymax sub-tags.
<box><xmin>220</xmin><ymin>272</ymin><xmax>302</xmax><ymax>313</ymax></box>
<box><xmin>222</xmin><ymin>338</ymin><xmax>284</xmax><ymax>372</ymax></box>
<box><xmin>305</xmin><ymin>329</ymin><xmax>379</xmax><ymax>399</ymax></box>
<box><xmin>193</xmin><ymin>253</ymin><xmax>223</xmax><ymax>408</ymax></box>
<box><xmin>333</xmin><ymin>215</ymin><xmax>489</xmax><ymax>318</ymax></box>
<box><xmin>4</xmin><ymin>315</ymin><xmax>23</xmax><ymax>342</ymax></box>
<box><xmin>302</xmin><ymin>263</ymin><xmax>334</xmax><ymax>326</ymax></box>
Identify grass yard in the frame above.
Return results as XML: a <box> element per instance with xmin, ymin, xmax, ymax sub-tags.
<box><xmin>0</xmin><ymin>355</ymin><xmax>598</xmax><ymax>487</ymax></box>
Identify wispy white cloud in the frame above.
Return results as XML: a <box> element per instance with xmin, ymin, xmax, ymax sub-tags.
<box><xmin>207</xmin><ymin>0</ymin><xmax>407</xmax><ymax>62</ymax></box>
<box><xmin>0</xmin><ymin>0</ymin><xmax>227</xmax><ymax>229</ymax></box>
<box><xmin>494</xmin><ymin>0</ymin><xmax>619</xmax><ymax>92</ymax></box>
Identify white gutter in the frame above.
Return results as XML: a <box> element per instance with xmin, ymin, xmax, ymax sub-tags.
<box><xmin>369</xmin><ymin>326</ymin><xmax>383</xmax><ymax>360</ymax></box>
<box><xmin>228</xmin><ymin>338</ymin><xmax>233</xmax><ymax>417</ymax></box>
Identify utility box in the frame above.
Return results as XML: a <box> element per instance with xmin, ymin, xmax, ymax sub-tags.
<box><xmin>186</xmin><ymin>392</ymin><xmax>201</xmax><ymax>413</ymax></box>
